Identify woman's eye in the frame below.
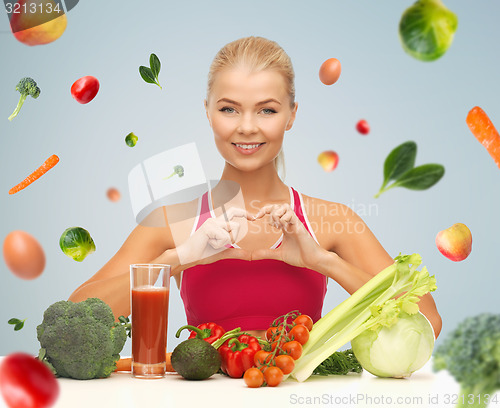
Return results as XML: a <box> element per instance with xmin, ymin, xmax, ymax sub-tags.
<box><xmin>220</xmin><ymin>107</ymin><xmax>236</xmax><ymax>113</ymax></box>
<box><xmin>262</xmin><ymin>108</ymin><xmax>277</xmax><ymax>115</ymax></box>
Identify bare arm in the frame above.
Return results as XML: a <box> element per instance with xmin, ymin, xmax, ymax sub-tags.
<box><xmin>317</xmin><ymin>204</ymin><xmax>442</xmax><ymax>338</ymax></box>
<box><xmin>68</xmin><ymin>224</ymin><xmax>177</xmax><ymax>319</ymax></box>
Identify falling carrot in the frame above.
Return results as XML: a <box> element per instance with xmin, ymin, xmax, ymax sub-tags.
<box><xmin>466</xmin><ymin>106</ymin><xmax>500</xmax><ymax>169</ymax></box>
<box><xmin>9</xmin><ymin>154</ymin><xmax>59</xmax><ymax>195</ymax></box>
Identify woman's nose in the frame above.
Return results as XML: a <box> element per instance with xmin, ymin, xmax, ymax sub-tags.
<box><xmin>237</xmin><ymin>113</ymin><xmax>258</xmax><ymax>135</ymax></box>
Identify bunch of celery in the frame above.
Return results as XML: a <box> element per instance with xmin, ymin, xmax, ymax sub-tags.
<box><xmin>291</xmin><ymin>253</ymin><xmax>436</xmax><ymax>382</ymax></box>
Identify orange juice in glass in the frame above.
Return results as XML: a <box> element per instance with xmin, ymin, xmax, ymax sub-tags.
<box><xmin>130</xmin><ymin>264</ymin><xmax>170</xmax><ymax>378</ymax></box>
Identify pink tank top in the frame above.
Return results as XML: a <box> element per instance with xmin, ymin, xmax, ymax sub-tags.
<box><xmin>179</xmin><ymin>187</ymin><xmax>328</xmax><ymax>331</ymax></box>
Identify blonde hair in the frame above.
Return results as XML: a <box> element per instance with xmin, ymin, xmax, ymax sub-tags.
<box><xmin>207</xmin><ymin>36</ymin><xmax>296</xmax><ymax>179</ymax></box>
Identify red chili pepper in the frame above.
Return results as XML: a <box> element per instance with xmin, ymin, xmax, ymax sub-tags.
<box><xmin>175</xmin><ymin>323</ymin><xmax>225</xmax><ymax>344</ymax></box>
<box><xmin>218</xmin><ymin>334</ymin><xmax>261</xmax><ymax>378</ymax></box>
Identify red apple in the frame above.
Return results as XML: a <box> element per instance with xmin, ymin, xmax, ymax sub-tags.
<box><xmin>10</xmin><ymin>0</ymin><xmax>67</xmax><ymax>46</ymax></box>
<box><xmin>317</xmin><ymin>151</ymin><xmax>339</xmax><ymax>172</ymax></box>
<box><xmin>435</xmin><ymin>223</ymin><xmax>472</xmax><ymax>262</ymax></box>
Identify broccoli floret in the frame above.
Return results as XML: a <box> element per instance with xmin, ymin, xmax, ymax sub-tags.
<box><xmin>36</xmin><ymin>298</ymin><xmax>127</xmax><ymax>380</ymax></box>
<box><xmin>433</xmin><ymin>313</ymin><xmax>500</xmax><ymax>408</ymax></box>
<box><xmin>8</xmin><ymin>77</ymin><xmax>41</xmax><ymax>121</ymax></box>
<box><xmin>164</xmin><ymin>164</ymin><xmax>185</xmax><ymax>180</ymax></box>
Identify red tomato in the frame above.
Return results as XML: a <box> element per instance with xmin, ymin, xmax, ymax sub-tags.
<box><xmin>274</xmin><ymin>354</ymin><xmax>295</xmax><ymax>375</ymax></box>
<box><xmin>293</xmin><ymin>314</ymin><xmax>313</xmax><ymax>331</ymax></box>
<box><xmin>263</xmin><ymin>366</ymin><xmax>283</xmax><ymax>387</ymax></box>
<box><xmin>289</xmin><ymin>324</ymin><xmax>310</xmax><ymax>345</ymax></box>
<box><xmin>0</xmin><ymin>353</ymin><xmax>59</xmax><ymax>408</ymax></box>
<box><xmin>254</xmin><ymin>350</ymin><xmax>272</xmax><ymax>367</ymax></box>
<box><xmin>71</xmin><ymin>76</ymin><xmax>100</xmax><ymax>104</ymax></box>
<box><xmin>281</xmin><ymin>340</ymin><xmax>303</xmax><ymax>360</ymax></box>
<box><xmin>265</xmin><ymin>326</ymin><xmax>282</xmax><ymax>341</ymax></box>
<box><xmin>243</xmin><ymin>367</ymin><xmax>264</xmax><ymax>388</ymax></box>
<box><xmin>356</xmin><ymin>119</ymin><xmax>370</xmax><ymax>135</ymax></box>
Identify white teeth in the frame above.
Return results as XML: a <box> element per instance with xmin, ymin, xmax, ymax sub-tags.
<box><xmin>235</xmin><ymin>144</ymin><xmax>261</xmax><ymax>149</ymax></box>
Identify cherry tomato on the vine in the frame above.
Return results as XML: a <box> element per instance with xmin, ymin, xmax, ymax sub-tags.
<box><xmin>244</xmin><ymin>367</ymin><xmax>264</xmax><ymax>388</ymax></box>
<box><xmin>281</xmin><ymin>340</ymin><xmax>303</xmax><ymax>360</ymax></box>
<box><xmin>274</xmin><ymin>354</ymin><xmax>295</xmax><ymax>375</ymax></box>
<box><xmin>254</xmin><ymin>350</ymin><xmax>272</xmax><ymax>367</ymax></box>
<box><xmin>0</xmin><ymin>352</ymin><xmax>59</xmax><ymax>408</ymax></box>
<box><xmin>289</xmin><ymin>324</ymin><xmax>310</xmax><ymax>345</ymax></box>
<box><xmin>265</xmin><ymin>326</ymin><xmax>282</xmax><ymax>341</ymax></box>
<box><xmin>263</xmin><ymin>366</ymin><xmax>284</xmax><ymax>387</ymax></box>
<box><xmin>293</xmin><ymin>314</ymin><xmax>313</xmax><ymax>331</ymax></box>
<box><xmin>271</xmin><ymin>338</ymin><xmax>286</xmax><ymax>352</ymax></box>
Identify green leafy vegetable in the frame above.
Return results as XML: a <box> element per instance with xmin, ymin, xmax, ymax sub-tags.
<box><xmin>36</xmin><ymin>298</ymin><xmax>127</xmax><ymax>380</ymax></box>
<box><xmin>391</xmin><ymin>164</ymin><xmax>445</xmax><ymax>190</ymax></box>
<box><xmin>291</xmin><ymin>253</ymin><xmax>436</xmax><ymax>382</ymax></box>
<box><xmin>312</xmin><ymin>349</ymin><xmax>362</xmax><ymax>376</ymax></box>
<box><xmin>375</xmin><ymin>141</ymin><xmax>445</xmax><ymax>198</ymax></box>
<box><xmin>382</xmin><ymin>141</ymin><xmax>416</xmax><ymax>190</ymax></box>
<box><xmin>139</xmin><ymin>53</ymin><xmax>162</xmax><ymax>89</ymax></box>
<box><xmin>8</xmin><ymin>317</ymin><xmax>26</xmax><ymax>331</ymax></box>
<box><xmin>59</xmin><ymin>226</ymin><xmax>96</xmax><ymax>262</ymax></box>
<box><xmin>150</xmin><ymin>53</ymin><xmax>161</xmax><ymax>79</ymax></box>
<box><xmin>125</xmin><ymin>132</ymin><xmax>138</xmax><ymax>147</ymax></box>
<box><xmin>433</xmin><ymin>313</ymin><xmax>500</xmax><ymax>408</ymax></box>
<box><xmin>164</xmin><ymin>165</ymin><xmax>185</xmax><ymax>180</ymax></box>
<box><xmin>399</xmin><ymin>0</ymin><xmax>458</xmax><ymax>62</ymax></box>
<box><xmin>8</xmin><ymin>77</ymin><xmax>41</xmax><ymax>121</ymax></box>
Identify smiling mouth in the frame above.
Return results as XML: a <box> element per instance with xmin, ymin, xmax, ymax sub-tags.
<box><xmin>232</xmin><ymin>143</ymin><xmax>265</xmax><ymax>150</ymax></box>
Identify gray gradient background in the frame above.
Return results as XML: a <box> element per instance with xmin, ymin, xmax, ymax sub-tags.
<box><xmin>0</xmin><ymin>0</ymin><xmax>499</xmax><ymax>358</ymax></box>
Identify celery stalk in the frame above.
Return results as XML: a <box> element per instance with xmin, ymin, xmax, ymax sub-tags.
<box><xmin>291</xmin><ymin>254</ymin><xmax>436</xmax><ymax>382</ymax></box>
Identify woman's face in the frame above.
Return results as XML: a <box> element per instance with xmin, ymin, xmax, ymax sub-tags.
<box><xmin>205</xmin><ymin>67</ymin><xmax>297</xmax><ymax>173</ymax></box>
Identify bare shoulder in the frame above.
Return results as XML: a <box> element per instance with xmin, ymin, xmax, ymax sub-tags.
<box><xmin>300</xmin><ymin>194</ymin><xmax>361</xmax><ymax>250</ymax></box>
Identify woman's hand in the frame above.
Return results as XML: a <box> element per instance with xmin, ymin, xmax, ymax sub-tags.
<box><xmin>175</xmin><ymin>206</ymin><xmax>254</xmax><ymax>269</ymax></box>
<box><xmin>252</xmin><ymin>203</ymin><xmax>330</xmax><ymax>271</ymax></box>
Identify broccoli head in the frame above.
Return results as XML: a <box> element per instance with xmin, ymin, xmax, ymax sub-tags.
<box><xmin>8</xmin><ymin>77</ymin><xmax>41</xmax><ymax>121</ymax></box>
<box><xmin>37</xmin><ymin>298</ymin><xmax>127</xmax><ymax>380</ymax></box>
<box><xmin>164</xmin><ymin>164</ymin><xmax>184</xmax><ymax>180</ymax></box>
<box><xmin>433</xmin><ymin>313</ymin><xmax>500</xmax><ymax>408</ymax></box>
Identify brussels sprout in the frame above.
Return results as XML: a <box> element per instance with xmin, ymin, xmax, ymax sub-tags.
<box><xmin>399</xmin><ymin>0</ymin><xmax>458</xmax><ymax>62</ymax></box>
<box><xmin>125</xmin><ymin>132</ymin><xmax>138</xmax><ymax>147</ymax></box>
<box><xmin>59</xmin><ymin>227</ymin><xmax>96</xmax><ymax>262</ymax></box>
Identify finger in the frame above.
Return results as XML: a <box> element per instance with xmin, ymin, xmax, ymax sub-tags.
<box><xmin>207</xmin><ymin>229</ymin><xmax>231</xmax><ymax>249</ymax></box>
<box><xmin>251</xmin><ymin>248</ymin><xmax>282</xmax><ymax>261</ymax></box>
<box><xmin>222</xmin><ymin>206</ymin><xmax>255</xmax><ymax>221</ymax></box>
<box><xmin>271</xmin><ymin>205</ymin><xmax>287</xmax><ymax>227</ymax></box>
<box><xmin>254</xmin><ymin>204</ymin><xmax>275</xmax><ymax>219</ymax></box>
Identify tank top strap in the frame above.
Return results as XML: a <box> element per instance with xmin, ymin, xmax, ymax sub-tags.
<box><xmin>194</xmin><ymin>191</ymin><xmax>212</xmax><ymax>232</ymax></box>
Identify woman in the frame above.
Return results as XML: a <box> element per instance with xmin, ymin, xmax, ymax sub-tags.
<box><xmin>69</xmin><ymin>36</ymin><xmax>441</xmax><ymax>339</ymax></box>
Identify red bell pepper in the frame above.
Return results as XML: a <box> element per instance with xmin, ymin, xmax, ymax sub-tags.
<box><xmin>218</xmin><ymin>334</ymin><xmax>261</xmax><ymax>378</ymax></box>
<box><xmin>175</xmin><ymin>323</ymin><xmax>225</xmax><ymax>344</ymax></box>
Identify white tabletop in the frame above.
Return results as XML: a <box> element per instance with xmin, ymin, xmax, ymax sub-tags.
<box><xmin>4</xmin><ymin>358</ymin><xmax>495</xmax><ymax>408</ymax></box>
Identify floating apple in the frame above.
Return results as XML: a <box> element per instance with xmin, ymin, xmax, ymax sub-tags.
<box><xmin>435</xmin><ymin>223</ymin><xmax>472</xmax><ymax>262</ymax></box>
<box><xmin>10</xmin><ymin>0</ymin><xmax>67</xmax><ymax>46</ymax></box>
<box><xmin>318</xmin><ymin>150</ymin><xmax>339</xmax><ymax>172</ymax></box>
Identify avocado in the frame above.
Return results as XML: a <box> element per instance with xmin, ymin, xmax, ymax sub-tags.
<box><xmin>171</xmin><ymin>338</ymin><xmax>221</xmax><ymax>380</ymax></box>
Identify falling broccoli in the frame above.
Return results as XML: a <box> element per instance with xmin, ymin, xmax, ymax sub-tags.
<box><xmin>164</xmin><ymin>165</ymin><xmax>184</xmax><ymax>180</ymax></box>
<box><xmin>8</xmin><ymin>77</ymin><xmax>41</xmax><ymax>121</ymax></box>
<box><xmin>433</xmin><ymin>313</ymin><xmax>500</xmax><ymax>408</ymax></box>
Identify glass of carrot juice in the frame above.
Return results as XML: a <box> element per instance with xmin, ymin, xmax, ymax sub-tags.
<box><xmin>130</xmin><ymin>264</ymin><xmax>170</xmax><ymax>379</ymax></box>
